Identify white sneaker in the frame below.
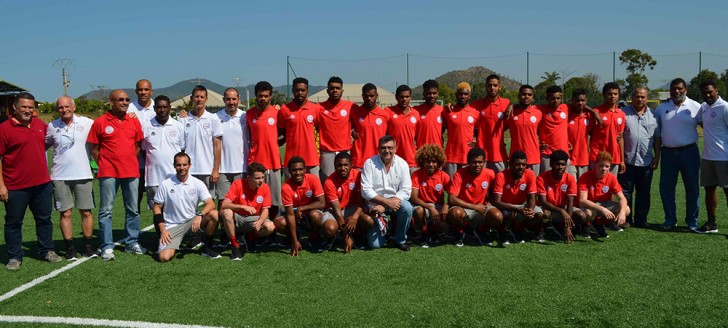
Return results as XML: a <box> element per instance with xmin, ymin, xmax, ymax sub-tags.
<box><xmin>101</xmin><ymin>249</ymin><xmax>115</xmax><ymax>261</ymax></box>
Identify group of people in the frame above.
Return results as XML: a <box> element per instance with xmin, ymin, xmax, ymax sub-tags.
<box><xmin>2</xmin><ymin>74</ymin><xmax>726</xmax><ymax>269</ymax></box>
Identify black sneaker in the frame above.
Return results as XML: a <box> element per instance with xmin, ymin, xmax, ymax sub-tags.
<box><xmin>243</xmin><ymin>234</ymin><xmax>259</xmax><ymax>253</ymax></box>
<box><xmin>83</xmin><ymin>244</ymin><xmax>96</xmax><ymax>258</ymax></box>
<box><xmin>202</xmin><ymin>246</ymin><xmax>222</xmax><ymax>259</ymax></box>
<box><xmin>394</xmin><ymin>242</ymin><xmax>410</xmax><ymax>251</ymax></box>
<box><xmin>593</xmin><ymin>224</ymin><xmax>609</xmax><ymax>238</ymax></box>
<box><xmin>580</xmin><ymin>224</ymin><xmax>591</xmax><ymax>238</ymax></box>
<box><xmin>696</xmin><ymin>222</ymin><xmax>718</xmax><ymax>233</ymax></box>
<box><xmin>455</xmin><ymin>231</ymin><xmax>465</xmax><ymax>247</ymax></box>
<box><xmin>324</xmin><ymin>234</ymin><xmax>337</xmax><ymax>252</ymax></box>
<box><xmin>65</xmin><ymin>246</ymin><xmax>78</xmax><ymax>261</ymax></box>
<box><xmin>184</xmin><ymin>235</ymin><xmax>203</xmax><ymax>250</ymax></box>
<box><xmin>534</xmin><ymin>229</ymin><xmax>546</xmax><ymax>243</ymax></box>
<box><xmin>497</xmin><ymin>230</ymin><xmax>510</xmax><ymax>246</ymax></box>
<box><xmin>230</xmin><ymin>246</ymin><xmax>243</xmax><ymax>261</ymax></box>
<box><xmin>606</xmin><ymin>222</ymin><xmax>624</xmax><ymax>232</ymax></box>
<box><xmin>510</xmin><ymin>229</ymin><xmax>525</xmax><ymax>244</ymax></box>
<box><xmin>419</xmin><ymin>234</ymin><xmax>432</xmax><ymax>248</ymax></box>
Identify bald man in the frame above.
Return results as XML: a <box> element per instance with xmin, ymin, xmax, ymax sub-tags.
<box><xmin>128</xmin><ymin>79</ymin><xmax>155</xmax><ymax>211</ymax></box>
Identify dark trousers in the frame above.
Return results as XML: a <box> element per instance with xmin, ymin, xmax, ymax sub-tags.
<box><xmin>618</xmin><ymin>164</ymin><xmax>653</xmax><ymax>225</ymax></box>
<box><xmin>4</xmin><ymin>182</ymin><xmax>54</xmax><ymax>261</ymax></box>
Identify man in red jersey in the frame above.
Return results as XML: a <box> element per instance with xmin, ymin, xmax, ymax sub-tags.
<box><xmin>537</xmin><ymin>85</ymin><xmax>570</xmax><ymax>174</ymax></box>
<box><xmin>589</xmin><ymin>82</ymin><xmax>626</xmax><ymax>176</ymax></box>
<box><xmin>247</xmin><ymin>81</ymin><xmax>283</xmax><ymax>216</ymax></box>
<box><xmin>220</xmin><ymin>162</ymin><xmax>275</xmax><ymax>259</ymax></box>
<box><xmin>413</xmin><ymin>79</ymin><xmax>445</xmax><ymax>148</ymax></box>
<box><xmin>493</xmin><ymin>151</ymin><xmax>544</xmax><ymax>243</ymax></box>
<box><xmin>443</xmin><ymin>82</ymin><xmax>479</xmax><ymax>177</ymax></box>
<box><xmin>566</xmin><ymin>89</ymin><xmax>594</xmax><ymax>180</ymax></box>
<box><xmin>447</xmin><ymin>148</ymin><xmax>503</xmax><ymax>247</ymax></box>
<box><xmin>279</xmin><ymin>77</ymin><xmax>322</xmax><ymax>178</ymax></box>
<box><xmin>537</xmin><ymin>150</ymin><xmax>587</xmax><ymax>243</ymax></box>
<box><xmin>350</xmin><ymin>83</ymin><xmax>389</xmax><ymax>168</ymax></box>
<box><xmin>410</xmin><ymin>144</ymin><xmax>450</xmax><ymax>248</ymax></box>
<box><xmin>318</xmin><ymin>76</ymin><xmax>354</xmax><ymax>183</ymax></box>
<box><xmin>275</xmin><ymin>157</ymin><xmax>337</xmax><ymax>256</ymax></box>
<box><xmin>505</xmin><ymin>85</ymin><xmax>543</xmax><ymax>176</ymax></box>
<box><xmin>578</xmin><ymin>151</ymin><xmax>630</xmax><ymax>239</ymax></box>
<box><xmin>324</xmin><ymin>152</ymin><xmax>373</xmax><ymax>253</ymax></box>
<box><xmin>472</xmin><ymin>74</ymin><xmax>510</xmax><ymax>173</ymax></box>
<box><xmin>386</xmin><ymin>84</ymin><xmax>419</xmax><ymax>174</ymax></box>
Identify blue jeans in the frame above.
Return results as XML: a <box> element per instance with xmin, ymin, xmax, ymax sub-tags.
<box><xmin>659</xmin><ymin>144</ymin><xmax>700</xmax><ymax>228</ymax></box>
<box><xmin>367</xmin><ymin>199</ymin><xmax>413</xmax><ymax>248</ymax></box>
<box><xmin>618</xmin><ymin>165</ymin><xmax>653</xmax><ymax>225</ymax></box>
<box><xmin>4</xmin><ymin>182</ymin><xmax>54</xmax><ymax>261</ymax></box>
<box><xmin>98</xmin><ymin>178</ymin><xmax>140</xmax><ymax>251</ymax></box>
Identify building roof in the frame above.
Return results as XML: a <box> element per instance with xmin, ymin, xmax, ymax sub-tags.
<box><xmin>170</xmin><ymin>88</ymin><xmax>227</xmax><ymax>109</ymax></box>
<box><xmin>308</xmin><ymin>83</ymin><xmax>396</xmax><ymax>107</ymax></box>
<box><xmin>0</xmin><ymin>80</ymin><xmax>28</xmax><ymax>96</ymax></box>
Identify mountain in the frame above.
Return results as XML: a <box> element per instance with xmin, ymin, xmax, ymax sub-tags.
<box><xmin>412</xmin><ymin>66</ymin><xmax>521</xmax><ymax>99</ymax></box>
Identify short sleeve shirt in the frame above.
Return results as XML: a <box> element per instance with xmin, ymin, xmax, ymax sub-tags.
<box><xmin>350</xmin><ymin>105</ymin><xmax>389</xmax><ymax>168</ymax></box>
<box><xmin>47</xmin><ymin>115</ymin><xmax>94</xmax><ymax>181</ymax></box>
<box><xmin>654</xmin><ymin>97</ymin><xmax>702</xmax><ymax>148</ymax></box>
<box><xmin>217</xmin><ymin>109</ymin><xmax>248</xmax><ymax>174</ymax></box>
<box><xmin>567</xmin><ymin>109</ymin><xmax>593</xmax><ymax>166</ymax></box>
<box><xmin>247</xmin><ymin>105</ymin><xmax>282</xmax><ymax>170</ymax></box>
<box><xmin>0</xmin><ymin>118</ymin><xmax>51</xmax><ymax>190</ymax></box>
<box><xmin>385</xmin><ymin>106</ymin><xmax>419</xmax><ymax>167</ymax></box>
<box><xmin>154</xmin><ymin>175</ymin><xmax>213</xmax><ymax>228</ymax></box>
<box><xmin>181</xmin><ymin>110</ymin><xmax>223</xmax><ymax>175</ymax></box>
<box><xmin>472</xmin><ymin>97</ymin><xmax>510</xmax><ymax>163</ymax></box>
<box><xmin>577</xmin><ymin>170</ymin><xmax>622</xmax><ymax>203</ymax></box>
<box><xmin>700</xmin><ymin>97</ymin><xmax>728</xmax><ymax>161</ymax></box>
<box><xmin>443</xmin><ymin>105</ymin><xmax>479</xmax><ymax>164</ymax></box>
<box><xmin>224</xmin><ymin>179</ymin><xmax>272</xmax><ymax>216</ymax></box>
<box><xmin>447</xmin><ymin>167</ymin><xmax>495</xmax><ymax>205</ymax></box>
<box><xmin>622</xmin><ymin>106</ymin><xmax>659</xmax><ymax>166</ymax></box>
<box><xmin>318</xmin><ymin>99</ymin><xmax>354</xmax><ymax>152</ymax></box>
<box><xmin>537</xmin><ymin>104</ymin><xmax>569</xmax><ymax>155</ymax></box>
<box><xmin>589</xmin><ymin>105</ymin><xmax>626</xmax><ymax>164</ymax></box>
<box><xmin>281</xmin><ymin>173</ymin><xmax>325</xmax><ymax>208</ymax></box>
<box><xmin>537</xmin><ymin>170</ymin><xmax>577</xmax><ymax>208</ymax></box>
<box><xmin>142</xmin><ymin>117</ymin><xmax>185</xmax><ymax>187</ymax></box>
<box><xmin>506</xmin><ymin>106</ymin><xmax>542</xmax><ymax>165</ymax></box>
<box><xmin>493</xmin><ymin>169</ymin><xmax>537</xmax><ymax>205</ymax></box>
<box><xmin>278</xmin><ymin>100</ymin><xmax>321</xmax><ymax>166</ymax></box>
<box><xmin>324</xmin><ymin>168</ymin><xmax>361</xmax><ymax>208</ymax></box>
<box><xmin>411</xmin><ymin>169</ymin><xmax>450</xmax><ymax>205</ymax></box>
<box><xmin>87</xmin><ymin>112</ymin><xmax>143</xmax><ymax>178</ymax></box>
<box><xmin>413</xmin><ymin>103</ymin><xmax>444</xmax><ymax>148</ymax></box>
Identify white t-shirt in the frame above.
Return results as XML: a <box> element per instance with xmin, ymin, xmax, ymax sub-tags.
<box><xmin>154</xmin><ymin>174</ymin><xmax>212</xmax><ymax>228</ymax></box>
<box><xmin>654</xmin><ymin>97</ymin><xmax>702</xmax><ymax>148</ymax></box>
<box><xmin>701</xmin><ymin>97</ymin><xmax>728</xmax><ymax>161</ymax></box>
<box><xmin>142</xmin><ymin>117</ymin><xmax>186</xmax><ymax>187</ymax></box>
<box><xmin>129</xmin><ymin>99</ymin><xmax>156</xmax><ymax>169</ymax></box>
<box><xmin>217</xmin><ymin>109</ymin><xmax>249</xmax><ymax>174</ymax></box>
<box><xmin>46</xmin><ymin>115</ymin><xmax>94</xmax><ymax>180</ymax></box>
<box><xmin>180</xmin><ymin>110</ymin><xmax>223</xmax><ymax>175</ymax></box>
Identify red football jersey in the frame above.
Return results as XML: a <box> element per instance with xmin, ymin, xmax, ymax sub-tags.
<box><xmin>472</xmin><ymin>97</ymin><xmax>510</xmax><ymax>162</ymax></box>
<box><xmin>278</xmin><ymin>100</ymin><xmax>321</xmax><ymax>167</ymax></box>
<box><xmin>385</xmin><ymin>106</ymin><xmax>419</xmax><ymax>167</ymax></box>
<box><xmin>505</xmin><ymin>106</ymin><xmax>542</xmax><ymax>165</ymax></box>
<box><xmin>224</xmin><ymin>179</ymin><xmax>272</xmax><ymax>216</ymax></box>
<box><xmin>493</xmin><ymin>169</ymin><xmax>537</xmax><ymax>205</ymax></box>
<box><xmin>447</xmin><ymin>167</ymin><xmax>495</xmax><ymax>204</ymax></box>
<box><xmin>567</xmin><ymin>109</ymin><xmax>593</xmax><ymax>166</ymax></box>
<box><xmin>324</xmin><ymin>168</ymin><xmax>361</xmax><ymax>209</ymax></box>
<box><xmin>577</xmin><ymin>170</ymin><xmax>622</xmax><ymax>203</ymax></box>
<box><xmin>537</xmin><ymin>104</ymin><xmax>569</xmax><ymax>155</ymax></box>
<box><xmin>350</xmin><ymin>105</ymin><xmax>389</xmax><ymax>168</ymax></box>
<box><xmin>281</xmin><ymin>173</ymin><xmax>325</xmax><ymax>208</ymax></box>
<box><xmin>413</xmin><ymin>103</ymin><xmax>445</xmax><ymax>148</ymax></box>
<box><xmin>537</xmin><ymin>170</ymin><xmax>577</xmax><ymax>207</ymax></box>
<box><xmin>411</xmin><ymin>169</ymin><xmax>450</xmax><ymax>204</ymax></box>
<box><xmin>589</xmin><ymin>105</ymin><xmax>626</xmax><ymax>165</ymax></box>
<box><xmin>443</xmin><ymin>104</ymin><xmax>479</xmax><ymax>164</ymax></box>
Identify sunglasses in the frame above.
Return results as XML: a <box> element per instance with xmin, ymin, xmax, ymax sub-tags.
<box><xmin>114</xmin><ymin>98</ymin><xmax>131</xmax><ymax>102</ymax></box>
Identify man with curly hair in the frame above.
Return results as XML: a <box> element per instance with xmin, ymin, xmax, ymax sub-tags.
<box><xmin>410</xmin><ymin>144</ymin><xmax>450</xmax><ymax>247</ymax></box>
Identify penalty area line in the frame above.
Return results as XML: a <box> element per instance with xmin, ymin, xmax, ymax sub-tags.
<box><xmin>0</xmin><ymin>224</ymin><xmax>155</xmax><ymax>303</ymax></box>
<box><xmin>0</xmin><ymin>315</ymin><xmax>225</xmax><ymax>328</ymax></box>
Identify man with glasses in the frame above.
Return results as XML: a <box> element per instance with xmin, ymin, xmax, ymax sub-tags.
<box><xmin>88</xmin><ymin>89</ymin><xmax>146</xmax><ymax>260</ymax></box>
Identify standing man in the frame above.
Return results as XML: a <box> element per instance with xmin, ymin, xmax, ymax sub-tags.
<box><xmin>618</xmin><ymin>87</ymin><xmax>660</xmax><ymax>229</ymax></box>
<box><xmin>566</xmin><ymin>89</ymin><xmax>594</xmax><ymax>180</ymax></box>
<box><xmin>654</xmin><ymin>78</ymin><xmax>702</xmax><ymax>231</ymax></box>
<box><xmin>696</xmin><ymin>81</ymin><xmax>728</xmax><ymax>233</ymax></box>
<box><xmin>589</xmin><ymin>82</ymin><xmax>626</xmax><ymax>176</ymax></box>
<box><xmin>1</xmin><ymin>93</ymin><xmax>62</xmax><ymax>270</ymax></box>
<box><xmin>128</xmin><ymin>79</ymin><xmax>155</xmax><ymax>210</ymax></box>
<box><xmin>217</xmin><ymin>87</ymin><xmax>248</xmax><ymax>206</ymax></box>
<box><xmin>153</xmin><ymin>152</ymin><xmax>220</xmax><ymax>262</ymax></box>
<box><xmin>318</xmin><ymin>76</ymin><xmax>355</xmax><ymax>183</ymax></box>
<box><xmin>182</xmin><ymin>85</ymin><xmax>223</xmax><ymax>196</ymax></box>
<box><xmin>87</xmin><ymin>89</ymin><xmax>146</xmax><ymax>260</ymax></box>
<box><xmin>472</xmin><ymin>74</ymin><xmax>510</xmax><ymax>173</ymax></box>
<box><xmin>537</xmin><ymin>85</ymin><xmax>570</xmax><ymax>174</ymax></box>
<box><xmin>386</xmin><ymin>85</ymin><xmax>420</xmax><ymax>173</ymax></box>
<box><xmin>413</xmin><ymin>79</ymin><xmax>445</xmax><ymax>148</ymax></box>
<box><xmin>505</xmin><ymin>85</ymin><xmax>543</xmax><ymax>176</ymax></box>
<box><xmin>46</xmin><ymin>96</ymin><xmax>96</xmax><ymax>260</ymax></box>
<box><xmin>278</xmin><ymin>77</ymin><xmax>321</xmax><ymax>177</ymax></box>
<box><xmin>350</xmin><ymin>83</ymin><xmax>389</xmax><ymax>169</ymax></box>
<box><xmin>443</xmin><ymin>82</ymin><xmax>479</xmax><ymax>177</ymax></box>
<box><xmin>361</xmin><ymin>135</ymin><xmax>413</xmax><ymax>251</ymax></box>
<box><xmin>247</xmin><ymin>81</ymin><xmax>283</xmax><ymax>216</ymax></box>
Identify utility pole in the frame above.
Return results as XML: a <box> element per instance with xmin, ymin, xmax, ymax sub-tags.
<box><xmin>53</xmin><ymin>58</ymin><xmax>73</xmax><ymax>96</ymax></box>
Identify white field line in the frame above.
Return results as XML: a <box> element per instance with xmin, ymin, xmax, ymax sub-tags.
<box><xmin>0</xmin><ymin>225</ymin><xmax>155</xmax><ymax>303</ymax></box>
<box><xmin>0</xmin><ymin>315</ymin><xmax>225</xmax><ymax>328</ymax></box>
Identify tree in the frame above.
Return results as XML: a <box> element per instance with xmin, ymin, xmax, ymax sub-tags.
<box><xmin>563</xmin><ymin>73</ymin><xmax>603</xmax><ymax>107</ymax></box>
<box><xmin>688</xmin><ymin>69</ymin><xmax>727</xmax><ymax>101</ymax></box>
<box><xmin>533</xmin><ymin>71</ymin><xmax>561</xmax><ymax>103</ymax></box>
<box><xmin>437</xmin><ymin>83</ymin><xmax>455</xmax><ymax>105</ymax></box>
<box><xmin>619</xmin><ymin>49</ymin><xmax>657</xmax><ymax>98</ymax></box>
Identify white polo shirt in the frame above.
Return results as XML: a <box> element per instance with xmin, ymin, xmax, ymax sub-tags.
<box><xmin>217</xmin><ymin>109</ymin><xmax>249</xmax><ymax>174</ymax></box>
<box><xmin>142</xmin><ymin>117</ymin><xmax>186</xmax><ymax>187</ymax></box>
<box><xmin>129</xmin><ymin>99</ymin><xmax>156</xmax><ymax>169</ymax></box>
<box><xmin>654</xmin><ymin>97</ymin><xmax>702</xmax><ymax>148</ymax></box>
<box><xmin>701</xmin><ymin>97</ymin><xmax>728</xmax><ymax>161</ymax></box>
<box><xmin>181</xmin><ymin>110</ymin><xmax>223</xmax><ymax>175</ymax></box>
<box><xmin>46</xmin><ymin>115</ymin><xmax>94</xmax><ymax>181</ymax></box>
<box><xmin>154</xmin><ymin>174</ymin><xmax>212</xmax><ymax>228</ymax></box>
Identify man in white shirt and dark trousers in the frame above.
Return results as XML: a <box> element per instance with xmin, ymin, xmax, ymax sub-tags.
<box><xmin>153</xmin><ymin>152</ymin><xmax>220</xmax><ymax>262</ymax></box>
<box><xmin>128</xmin><ymin>79</ymin><xmax>155</xmax><ymax>210</ymax></box>
<box><xmin>696</xmin><ymin>81</ymin><xmax>728</xmax><ymax>233</ymax></box>
<box><xmin>360</xmin><ymin>135</ymin><xmax>413</xmax><ymax>251</ymax></box>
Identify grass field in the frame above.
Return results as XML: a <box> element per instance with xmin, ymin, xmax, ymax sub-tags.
<box><xmin>1</xmin><ymin>150</ymin><xmax>728</xmax><ymax>327</ymax></box>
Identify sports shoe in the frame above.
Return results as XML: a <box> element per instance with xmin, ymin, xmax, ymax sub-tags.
<box><xmin>455</xmin><ymin>231</ymin><xmax>465</xmax><ymax>247</ymax></box>
<box><xmin>65</xmin><ymin>246</ymin><xmax>78</xmax><ymax>261</ymax></box>
<box><xmin>497</xmin><ymin>231</ymin><xmax>510</xmax><ymax>246</ymax></box>
<box><xmin>393</xmin><ymin>242</ymin><xmax>410</xmax><ymax>251</ymax></box>
<box><xmin>510</xmin><ymin>229</ymin><xmax>525</xmax><ymax>244</ymax></box>
<box><xmin>324</xmin><ymin>235</ymin><xmax>337</xmax><ymax>252</ymax></box>
<box><xmin>593</xmin><ymin>224</ymin><xmax>609</xmax><ymax>238</ymax></box>
<box><xmin>620</xmin><ymin>222</ymin><xmax>631</xmax><ymax>229</ymax></box>
<box><xmin>242</xmin><ymin>234</ymin><xmax>258</xmax><ymax>253</ymax></box>
<box><xmin>184</xmin><ymin>236</ymin><xmax>204</xmax><ymax>250</ymax></box>
<box><xmin>534</xmin><ymin>229</ymin><xmax>546</xmax><ymax>243</ymax></box>
<box><xmin>606</xmin><ymin>222</ymin><xmax>623</xmax><ymax>232</ymax></box>
<box><xmin>202</xmin><ymin>246</ymin><xmax>222</xmax><ymax>259</ymax></box>
<box><xmin>6</xmin><ymin>259</ymin><xmax>21</xmax><ymax>271</ymax></box>
<box><xmin>549</xmin><ymin>222</ymin><xmax>564</xmax><ymax>241</ymax></box>
<box><xmin>101</xmin><ymin>249</ymin><xmax>116</xmax><ymax>261</ymax></box>
<box><xmin>125</xmin><ymin>243</ymin><xmax>147</xmax><ymax>255</ymax></box>
<box><xmin>580</xmin><ymin>224</ymin><xmax>591</xmax><ymax>238</ymax></box>
<box><xmin>45</xmin><ymin>251</ymin><xmax>62</xmax><ymax>263</ymax></box>
<box><xmin>230</xmin><ymin>246</ymin><xmax>243</xmax><ymax>261</ymax></box>
<box><xmin>83</xmin><ymin>244</ymin><xmax>97</xmax><ymax>258</ymax></box>
<box><xmin>696</xmin><ymin>222</ymin><xmax>718</xmax><ymax>233</ymax></box>
<box><xmin>660</xmin><ymin>222</ymin><xmax>676</xmax><ymax>230</ymax></box>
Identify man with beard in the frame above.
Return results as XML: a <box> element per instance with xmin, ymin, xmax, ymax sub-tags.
<box><xmin>324</xmin><ymin>152</ymin><xmax>372</xmax><ymax>253</ymax></box>
<box><xmin>318</xmin><ymin>76</ymin><xmax>354</xmax><ymax>183</ymax></box>
<box><xmin>473</xmin><ymin>74</ymin><xmax>510</xmax><ymax>173</ymax></box>
<box><xmin>350</xmin><ymin>83</ymin><xmax>389</xmax><ymax>169</ymax></box>
<box><xmin>413</xmin><ymin>79</ymin><xmax>445</xmax><ymax>148</ymax></box>
<box><xmin>279</xmin><ymin>77</ymin><xmax>321</xmax><ymax>177</ymax></box>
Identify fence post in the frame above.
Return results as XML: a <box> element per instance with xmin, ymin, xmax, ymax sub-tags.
<box><xmin>286</xmin><ymin>56</ymin><xmax>290</xmax><ymax>99</ymax></box>
<box><xmin>526</xmin><ymin>51</ymin><xmax>530</xmax><ymax>85</ymax></box>
<box><xmin>406</xmin><ymin>53</ymin><xmax>410</xmax><ymax>87</ymax></box>
<box><xmin>612</xmin><ymin>51</ymin><xmax>616</xmax><ymax>82</ymax></box>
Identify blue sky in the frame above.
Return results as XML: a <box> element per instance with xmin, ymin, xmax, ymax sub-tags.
<box><xmin>2</xmin><ymin>0</ymin><xmax>727</xmax><ymax>101</ymax></box>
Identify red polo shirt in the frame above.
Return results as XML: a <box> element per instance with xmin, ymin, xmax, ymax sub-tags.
<box><xmin>443</xmin><ymin>104</ymin><xmax>479</xmax><ymax>164</ymax></box>
<box><xmin>537</xmin><ymin>104</ymin><xmax>569</xmax><ymax>155</ymax></box>
<box><xmin>411</xmin><ymin>169</ymin><xmax>450</xmax><ymax>205</ymax></box>
<box><xmin>87</xmin><ymin>112</ymin><xmax>142</xmax><ymax>178</ymax></box>
<box><xmin>578</xmin><ymin>170</ymin><xmax>622</xmax><ymax>203</ymax></box>
<box><xmin>413</xmin><ymin>103</ymin><xmax>444</xmax><ymax>148</ymax></box>
<box><xmin>537</xmin><ymin>170</ymin><xmax>577</xmax><ymax>207</ymax></box>
<box><xmin>472</xmin><ymin>97</ymin><xmax>510</xmax><ymax>162</ymax></box>
<box><xmin>567</xmin><ymin>109</ymin><xmax>593</xmax><ymax>166</ymax></box>
<box><xmin>506</xmin><ymin>106</ymin><xmax>542</xmax><ymax>165</ymax></box>
<box><xmin>247</xmin><ymin>105</ymin><xmax>282</xmax><ymax>170</ymax></box>
<box><xmin>493</xmin><ymin>169</ymin><xmax>537</xmax><ymax>205</ymax></box>
<box><xmin>0</xmin><ymin>118</ymin><xmax>51</xmax><ymax>190</ymax></box>
<box><xmin>385</xmin><ymin>106</ymin><xmax>419</xmax><ymax>167</ymax></box>
<box><xmin>278</xmin><ymin>100</ymin><xmax>321</xmax><ymax>167</ymax></box>
<box><xmin>324</xmin><ymin>168</ymin><xmax>361</xmax><ymax>208</ymax></box>
<box><xmin>589</xmin><ymin>105</ymin><xmax>626</xmax><ymax>165</ymax></box>
<box><xmin>448</xmin><ymin>167</ymin><xmax>495</xmax><ymax>205</ymax></box>
<box><xmin>224</xmin><ymin>179</ymin><xmax>272</xmax><ymax>216</ymax></box>
<box><xmin>318</xmin><ymin>99</ymin><xmax>354</xmax><ymax>152</ymax></box>
<box><xmin>350</xmin><ymin>105</ymin><xmax>389</xmax><ymax>168</ymax></box>
<box><xmin>281</xmin><ymin>173</ymin><xmax>324</xmax><ymax>208</ymax></box>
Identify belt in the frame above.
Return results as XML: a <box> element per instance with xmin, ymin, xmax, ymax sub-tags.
<box><xmin>663</xmin><ymin>143</ymin><xmax>696</xmax><ymax>151</ymax></box>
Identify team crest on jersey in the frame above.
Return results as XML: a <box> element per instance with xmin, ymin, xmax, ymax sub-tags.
<box><xmin>252</xmin><ymin>118</ymin><xmax>257</xmax><ymax>124</ymax></box>
<box><xmin>241</xmin><ymin>194</ymin><xmax>246</xmax><ymax>199</ymax></box>
<box><xmin>481</xmin><ymin>181</ymin><xmax>489</xmax><ymax>189</ymax></box>
<box><xmin>349</xmin><ymin>182</ymin><xmax>355</xmax><ymax>190</ymax></box>
<box><xmin>547</xmin><ymin>186</ymin><xmax>552</xmax><ymax>191</ymax></box>
<box><xmin>465</xmin><ymin>183</ymin><xmax>472</xmax><ymax>188</ymax></box>
<box><xmin>151</xmin><ymin>131</ymin><xmax>156</xmax><ymax>136</ymax></box>
<box><xmin>435</xmin><ymin>184</ymin><xmax>443</xmax><ymax>191</ymax></box>
<box><xmin>602</xmin><ymin>116</ymin><xmax>608</xmax><ymax>121</ymax></box>
<box><xmin>268</xmin><ymin>118</ymin><xmax>275</xmax><ymax>125</ymax></box>
<box><xmin>170</xmin><ymin>189</ymin><xmax>175</xmax><ymax>193</ymax></box>
<box><xmin>467</xmin><ymin>116</ymin><xmax>474</xmax><ymax>124</ymax></box>
<box><xmin>497</xmin><ymin>112</ymin><xmax>504</xmax><ymax>119</ymax></box>
<box><xmin>519</xmin><ymin>183</ymin><xmax>526</xmax><ymax>191</ymax></box>
<box><xmin>294</xmin><ymin>193</ymin><xmax>298</xmax><ymax>198</ymax></box>
<box><xmin>359</xmin><ymin>118</ymin><xmax>364</xmax><ymax>123</ymax></box>
<box><xmin>451</xmin><ymin>114</ymin><xmax>457</xmax><ymax>119</ymax></box>
<box><xmin>513</xmin><ymin>117</ymin><xmax>519</xmax><ymax>121</ymax></box>
<box><xmin>601</xmin><ymin>186</ymin><xmax>609</xmax><ymax>193</ymax></box>
<box><xmin>420</xmin><ymin>115</ymin><xmax>426</xmax><ymax>120</ymax></box>
<box><xmin>569</xmin><ymin>120</ymin><xmax>575</xmax><ymax>125</ymax></box>
<box><xmin>340</xmin><ymin>110</ymin><xmax>347</xmax><ymax>117</ymax></box>
<box><xmin>421</xmin><ymin>182</ymin><xmax>427</xmax><ymax>187</ymax></box>
<box><xmin>410</xmin><ymin>117</ymin><xmax>417</xmax><ymax>124</ymax></box>
<box><xmin>256</xmin><ymin>196</ymin><xmax>264</xmax><ymax>204</ymax></box>
<box><xmin>290</xmin><ymin>114</ymin><xmax>296</xmax><ymax>120</ymax></box>
<box><xmin>307</xmin><ymin>115</ymin><xmax>314</xmax><ymax>123</ymax></box>
<box><xmin>186</xmin><ymin>188</ymin><xmax>196</xmax><ymax>196</ymax></box>
<box><xmin>560</xmin><ymin>112</ymin><xmax>567</xmax><ymax>119</ymax></box>
<box><xmin>76</xmin><ymin>126</ymin><xmax>84</xmax><ymax>132</ymax></box>
<box><xmin>437</xmin><ymin>116</ymin><xmax>443</xmax><ymax>124</ymax></box>
<box><xmin>561</xmin><ymin>184</ymin><xmax>568</xmax><ymax>192</ymax></box>
<box><xmin>375</xmin><ymin>118</ymin><xmax>383</xmax><ymax>125</ymax></box>
<box><xmin>617</xmin><ymin>117</ymin><xmax>623</xmax><ymax>125</ymax></box>
<box><xmin>324</xmin><ymin>110</ymin><xmax>330</xmax><ymax>115</ymax></box>
<box><xmin>104</xmin><ymin>126</ymin><xmax>114</xmax><ymax>134</ymax></box>
<box><xmin>305</xmin><ymin>190</ymin><xmax>313</xmax><ymax>198</ymax></box>
<box><xmin>203</xmin><ymin>122</ymin><xmax>211</xmax><ymax>129</ymax></box>
<box><xmin>529</xmin><ymin>116</ymin><xmax>537</xmax><ymax>123</ymax></box>
<box><xmin>393</xmin><ymin>114</ymin><xmax>398</xmax><ymax>118</ymax></box>
<box><xmin>169</xmin><ymin>130</ymin><xmax>177</xmax><ymax>138</ymax></box>
<box><xmin>186</xmin><ymin>123</ymin><xmax>191</xmax><ymax>127</ymax></box>
<box><xmin>505</xmin><ymin>184</ymin><xmax>511</xmax><ymax>189</ymax></box>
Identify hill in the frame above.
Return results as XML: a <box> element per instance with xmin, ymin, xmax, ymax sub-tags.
<box><xmin>412</xmin><ymin>66</ymin><xmax>521</xmax><ymax>99</ymax></box>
